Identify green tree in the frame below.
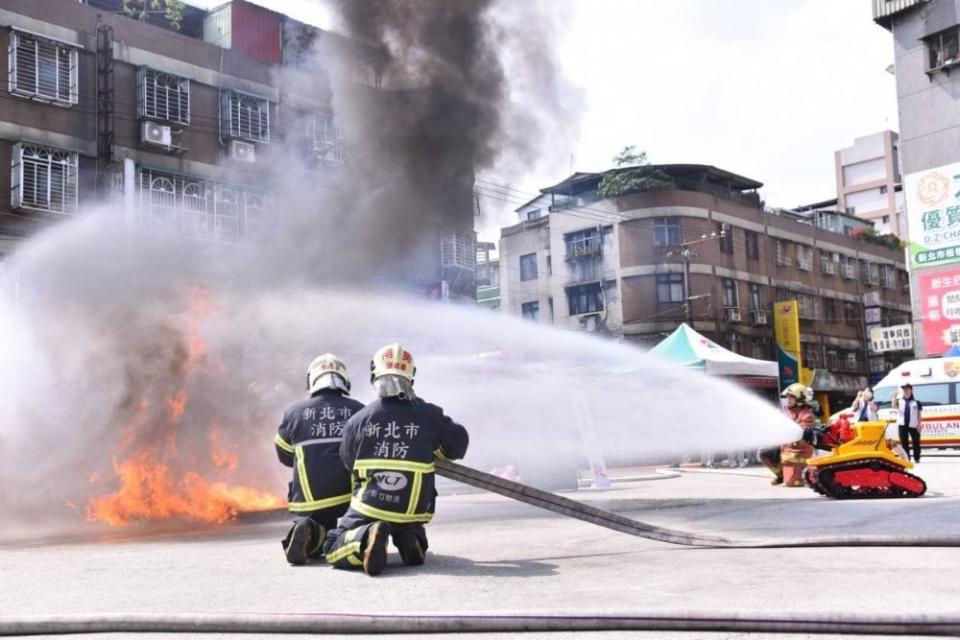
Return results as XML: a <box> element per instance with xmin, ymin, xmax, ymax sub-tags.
<box><xmin>597</xmin><ymin>145</ymin><xmax>676</xmax><ymax>199</ymax></box>
<box><xmin>122</xmin><ymin>0</ymin><xmax>186</xmax><ymax>31</ymax></box>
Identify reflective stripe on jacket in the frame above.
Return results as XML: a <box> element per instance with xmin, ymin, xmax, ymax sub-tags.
<box><xmin>276</xmin><ymin>389</ymin><xmax>364</xmax><ymax>513</ymax></box>
<box><xmin>341</xmin><ymin>397</ymin><xmax>469</xmax><ymax>524</ymax></box>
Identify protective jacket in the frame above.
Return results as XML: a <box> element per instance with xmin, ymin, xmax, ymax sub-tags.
<box><xmin>275</xmin><ymin>389</ymin><xmax>364</xmax><ymax>514</ymax></box>
<box><xmin>340</xmin><ymin>397</ymin><xmax>469</xmax><ymax>524</ymax></box>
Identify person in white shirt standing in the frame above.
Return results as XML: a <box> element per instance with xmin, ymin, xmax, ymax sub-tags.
<box><xmin>896</xmin><ymin>383</ymin><xmax>924</xmax><ymax>463</ymax></box>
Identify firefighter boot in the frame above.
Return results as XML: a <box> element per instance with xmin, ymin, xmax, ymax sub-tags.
<box><xmin>394</xmin><ymin>528</ymin><xmax>426</xmax><ymax>567</ymax></box>
<box><xmin>283</xmin><ymin>518</ymin><xmax>316</xmax><ymax>566</ymax></box>
<box><xmin>363</xmin><ymin>521</ymin><xmax>392</xmax><ymax>577</ymax></box>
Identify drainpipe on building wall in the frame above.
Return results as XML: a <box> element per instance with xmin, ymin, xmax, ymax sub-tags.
<box><xmin>855</xmin><ymin>265</ymin><xmax>873</xmax><ymax>386</ymax></box>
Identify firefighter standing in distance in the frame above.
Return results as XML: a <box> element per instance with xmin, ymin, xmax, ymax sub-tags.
<box><xmin>275</xmin><ymin>353</ymin><xmax>364</xmax><ymax>565</ymax></box>
<box><xmin>323</xmin><ymin>343</ymin><xmax>469</xmax><ymax>576</ymax></box>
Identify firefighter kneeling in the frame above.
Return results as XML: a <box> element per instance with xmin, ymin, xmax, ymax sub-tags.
<box><xmin>323</xmin><ymin>343</ymin><xmax>469</xmax><ymax>576</ymax></box>
<box><xmin>275</xmin><ymin>354</ymin><xmax>364</xmax><ymax>565</ymax></box>
<box><xmin>760</xmin><ymin>383</ymin><xmax>817</xmax><ymax>487</ymax></box>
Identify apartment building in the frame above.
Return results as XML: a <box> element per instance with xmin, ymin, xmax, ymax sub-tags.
<box><xmin>499</xmin><ymin>164</ymin><xmax>912</xmax><ymax>396</ymax></box>
<box><xmin>835</xmin><ymin>131</ymin><xmax>904</xmax><ymax>237</ymax></box>
<box><xmin>0</xmin><ymin>0</ymin><xmax>475</xmax><ymax>299</ymax></box>
<box><xmin>874</xmin><ymin>0</ymin><xmax>960</xmax><ymax>356</ymax></box>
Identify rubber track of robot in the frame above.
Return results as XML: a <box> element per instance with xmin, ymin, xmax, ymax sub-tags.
<box><xmin>435</xmin><ymin>460</ymin><xmax>959</xmax><ymax>548</ymax></box>
<box><xmin>810</xmin><ymin>459</ymin><xmax>927</xmax><ymax>499</ymax></box>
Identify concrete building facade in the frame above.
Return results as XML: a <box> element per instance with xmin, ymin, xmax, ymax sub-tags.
<box><xmin>0</xmin><ymin>0</ymin><xmax>476</xmax><ymax>299</ymax></box>
<box><xmin>499</xmin><ymin>165</ymin><xmax>912</xmax><ymax>397</ymax></box>
<box><xmin>835</xmin><ymin>130</ymin><xmax>905</xmax><ymax>237</ymax></box>
<box><xmin>874</xmin><ymin>0</ymin><xmax>960</xmax><ymax>356</ymax></box>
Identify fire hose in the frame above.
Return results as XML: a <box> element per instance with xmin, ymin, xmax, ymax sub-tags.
<box><xmin>434</xmin><ymin>460</ymin><xmax>960</xmax><ymax>548</ymax></box>
<box><xmin>3</xmin><ymin>462</ymin><xmax>960</xmax><ymax>637</ymax></box>
<box><xmin>3</xmin><ymin>610</ymin><xmax>960</xmax><ymax>636</ymax></box>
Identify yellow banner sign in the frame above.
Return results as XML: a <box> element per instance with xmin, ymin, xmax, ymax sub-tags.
<box><xmin>774</xmin><ymin>300</ymin><xmax>802</xmax><ymax>390</ymax></box>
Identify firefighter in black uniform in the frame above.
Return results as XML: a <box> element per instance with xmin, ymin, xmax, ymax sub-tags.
<box><xmin>275</xmin><ymin>353</ymin><xmax>364</xmax><ymax>565</ymax></box>
<box><xmin>323</xmin><ymin>343</ymin><xmax>469</xmax><ymax>576</ymax></box>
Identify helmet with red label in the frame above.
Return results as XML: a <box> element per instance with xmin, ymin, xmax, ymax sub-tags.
<box><xmin>370</xmin><ymin>343</ymin><xmax>417</xmax><ymax>400</ymax></box>
<box><xmin>306</xmin><ymin>353</ymin><xmax>350</xmax><ymax>394</ymax></box>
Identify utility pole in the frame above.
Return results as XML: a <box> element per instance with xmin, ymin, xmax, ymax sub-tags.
<box><xmin>668</xmin><ymin>228</ymin><xmax>726</xmax><ymax>325</ymax></box>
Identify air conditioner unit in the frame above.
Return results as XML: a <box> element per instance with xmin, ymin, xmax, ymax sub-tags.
<box><xmin>725</xmin><ymin>307</ymin><xmax>743</xmax><ymax>323</ymax></box>
<box><xmin>751</xmin><ymin>310</ymin><xmax>769</xmax><ymax>326</ymax></box>
<box><xmin>823</xmin><ymin>261</ymin><xmax>836</xmax><ymax>275</ymax></box>
<box><xmin>141</xmin><ymin>121</ymin><xmax>172</xmax><ymax>147</ymax></box>
<box><xmin>842</xmin><ymin>264</ymin><xmax>856</xmax><ymax>279</ymax></box>
<box><xmin>230</xmin><ymin>140</ymin><xmax>256</xmax><ymax>163</ymax></box>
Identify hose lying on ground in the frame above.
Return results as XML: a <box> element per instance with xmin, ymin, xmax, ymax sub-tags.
<box><xmin>3</xmin><ymin>610</ymin><xmax>960</xmax><ymax>636</ymax></box>
<box><xmin>436</xmin><ymin>460</ymin><xmax>960</xmax><ymax>548</ymax></box>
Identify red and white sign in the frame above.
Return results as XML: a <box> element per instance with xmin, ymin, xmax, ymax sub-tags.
<box><xmin>918</xmin><ymin>268</ymin><xmax>960</xmax><ymax>355</ymax></box>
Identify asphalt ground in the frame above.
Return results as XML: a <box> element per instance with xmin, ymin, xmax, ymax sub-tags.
<box><xmin>3</xmin><ymin>453</ymin><xmax>960</xmax><ymax>638</ymax></box>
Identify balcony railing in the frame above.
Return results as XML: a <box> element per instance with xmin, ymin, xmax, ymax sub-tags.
<box><xmin>565</xmin><ymin>236</ymin><xmax>602</xmax><ymax>261</ymax></box>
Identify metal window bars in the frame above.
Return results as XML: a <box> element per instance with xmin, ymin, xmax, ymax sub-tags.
<box><xmin>137</xmin><ymin>67</ymin><xmax>190</xmax><ymax>125</ymax></box>
<box><xmin>136</xmin><ymin>168</ymin><xmax>269</xmax><ymax>242</ymax></box>
<box><xmin>8</xmin><ymin>31</ymin><xmax>78</xmax><ymax>105</ymax></box>
<box><xmin>306</xmin><ymin>112</ymin><xmax>344</xmax><ymax>164</ymax></box>
<box><xmin>565</xmin><ymin>229</ymin><xmax>602</xmax><ymax>260</ymax></box>
<box><xmin>10</xmin><ymin>143</ymin><xmax>78</xmax><ymax>214</ymax></box>
<box><xmin>221</xmin><ymin>91</ymin><xmax>270</xmax><ymax>143</ymax></box>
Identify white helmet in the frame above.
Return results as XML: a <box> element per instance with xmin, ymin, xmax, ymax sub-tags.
<box><xmin>307</xmin><ymin>353</ymin><xmax>350</xmax><ymax>395</ymax></box>
<box><xmin>370</xmin><ymin>343</ymin><xmax>416</xmax><ymax>400</ymax></box>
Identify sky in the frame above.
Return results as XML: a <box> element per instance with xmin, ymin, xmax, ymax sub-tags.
<box><xmin>184</xmin><ymin>0</ymin><xmax>899</xmax><ymax>234</ymax></box>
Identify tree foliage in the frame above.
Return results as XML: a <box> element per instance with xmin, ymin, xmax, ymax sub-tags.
<box><xmin>597</xmin><ymin>145</ymin><xmax>676</xmax><ymax>199</ymax></box>
<box><xmin>122</xmin><ymin>0</ymin><xmax>186</xmax><ymax>31</ymax></box>
<box><xmin>851</xmin><ymin>225</ymin><xmax>905</xmax><ymax>250</ymax></box>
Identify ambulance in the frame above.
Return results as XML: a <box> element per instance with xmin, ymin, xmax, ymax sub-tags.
<box><xmin>872</xmin><ymin>357</ymin><xmax>960</xmax><ymax>448</ymax></box>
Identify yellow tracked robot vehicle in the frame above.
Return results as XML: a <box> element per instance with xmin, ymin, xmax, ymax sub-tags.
<box><xmin>803</xmin><ymin>419</ymin><xmax>926</xmax><ymax>499</ymax></box>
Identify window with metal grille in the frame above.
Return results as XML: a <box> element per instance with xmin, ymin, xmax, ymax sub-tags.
<box><xmin>745</xmin><ymin>230</ymin><xmax>759</xmax><ymax>260</ymax></box>
<box><xmin>656</xmin><ymin>273</ymin><xmax>685</xmax><ymax>304</ymax></box>
<box><xmin>441</xmin><ymin>230</ymin><xmax>476</xmax><ymax>271</ymax></box>
<box><xmin>567</xmin><ymin>282</ymin><xmax>604</xmax><ymax>315</ymax></box>
<box><xmin>823</xmin><ymin>298</ymin><xmax>837</xmax><ymax>323</ymax></box>
<box><xmin>307</xmin><ymin>112</ymin><xmax>344</xmax><ymax>164</ymax></box>
<box><xmin>10</xmin><ymin>143</ymin><xmax>78</xmax><ymax>214</ymax></box>
<box><xmin>565</xmin><ymin>228</ymin><xmax>602</xmax><ymax>260</ymax></box>
<box><xmin>653</xmin><ymin>217</ymin><xmax>681</xmax><ymax>247</ymax></box>
<box><xmin>718</xmin><ymin>222</ymin><xmax>733</xmax><ymax>255</ymax></box>
<box><xmin>749</xmin><ymin>283</ymin><xmax>762</xmax><ymax>310</ymax></box>
<box><xmin>136</xmin><ymin>168</ymin><xmax>269</xmax><ymax>242</ymax></box>
<box><xmin>221</xmin><ymin>91</ymin><xmax>270</xmax><ymax>143</ymax></box>
<box><xmin>796</xmin><ymin>244</ymin><xmax>813</xmax><ymax>271</ymax></box>
<box><xmin>8</xmin><ymin>31</ymin><xmax>78</xmax><ymax>105</ymax></box>
<box><xmin>843</xmin><ymin>301</ymin><xmax>859</xmax><ymax>325</ymax></box>
<box><xmin>925</xmin><ymin>26</ymin><xmax>960</xmax><ymax>70</ymax></box>
<box><xmin>774</xmin><ymin>239</ymin><xmax>791</xmax><ymax>265</ymax></box>
<box><xmin>722</xmin><ymin>278</ymin><xmax>738</xmax><ymax>308</ymax></box>
<box><xmin>137</xmin><ymin>67</ymin><xmax>190</xmax><ymax>124</ymax></box>
<box><xmin>881</xmin><ymin>264</ymin><xmax>896</xmax><ymax>289</ymax></box>
<box><xmin>519</xmin><ymin>253</ymin><xmax>538</xmax><ymax>281</ymax></box>
<box><xmin>521</xmin><ymin>301</ymin><xmax>540</xmax><ymax>321</ymax></box>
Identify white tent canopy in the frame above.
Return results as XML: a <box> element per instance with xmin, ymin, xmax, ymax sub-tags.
<box><xmin>648</xmin><ymin>323</ymin><xmax>779</xmax><ymax>378</ymax></box>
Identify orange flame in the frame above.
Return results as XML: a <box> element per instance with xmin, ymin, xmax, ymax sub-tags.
<box><xmin>86</xmin><ymin>449</ymin><xmax>282</xmax><ymax>527</ymax></box>
<box><xmin>208</xmin><ymin>423</ymin><xmax>238</xmax><ymax>470</ymax></box>
<box><xmin>84</xmin><ymin>286</ymin><xmax>283</xmax><ymax>528</ymax></box>
<box><xmin>166</xmin><ymin>391</ymin><xmax>188</xmax><ymax>423</ymax></box>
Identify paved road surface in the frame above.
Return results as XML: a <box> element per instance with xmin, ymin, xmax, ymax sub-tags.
<box><xmin>3</xmin><ymin>454</ymin><xmax>960</xmax><ymax>638</ymax></box>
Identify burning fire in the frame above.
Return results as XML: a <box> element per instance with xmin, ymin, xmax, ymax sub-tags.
<box><xmin>86</xmin><ymin>449</ymin><xmax>281</xmax><ymax>526</ymax></box>
<box><xmin>84</xmin><ymin>286</ymin><xmax>283</xmax><ymax>527</ymax></box>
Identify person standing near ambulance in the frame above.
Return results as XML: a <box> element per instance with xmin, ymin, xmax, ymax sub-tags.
<box><xmin>275</xmin><ymin>354</ymin><xmax>364</xmax><ymax>565</ymax></box>
<box><xmin>323</xmin><ymin>343</ymin><xmax>469</xmax><ymax>576</ymax></box>
<box><xmin>896</xmin><ymin>383</ymin><xmax>923</xmax><ymax>463</ymax></box>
